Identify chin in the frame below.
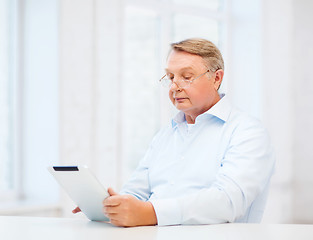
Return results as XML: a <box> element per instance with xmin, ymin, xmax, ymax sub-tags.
<box><xmin>175</xmin><ymin>104</ymin><xmax>189</xmax><ymax>111</ymax></box>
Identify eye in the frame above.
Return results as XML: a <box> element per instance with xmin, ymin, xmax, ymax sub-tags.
<box><xmin>166</xmin><ymin>74</ymin><xmax>174</xmax><ymax>80</ymax></box>
<box><xmin>183</xmin><ymin>75</ymin><xmax>192</xmax><ymax>81</ymax></box>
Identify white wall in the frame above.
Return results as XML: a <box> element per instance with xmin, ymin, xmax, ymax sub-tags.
<box><xmin>261</xmin><ymin>0</ymin><xmax>295</xmax><ymax>223</ymax></box>
<box><xmin>292</xmin><ymin>0</ymin><xmax>313</xmax><ymax>224</ymax></box>
<box><xmin>261</xmin><ymin>0</ymin><xmax>313</xmax><ymax>224</ymax></box>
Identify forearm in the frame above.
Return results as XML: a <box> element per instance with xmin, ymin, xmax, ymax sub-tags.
<box><xmin>150</xmin><ymin>188</ymin><xmax>233</xmax><ymax>226</ymax></box>
<box><xmin>150</xmin><ymin>172</ymin><xmax>272</xmax><ymax>226</ymax></box>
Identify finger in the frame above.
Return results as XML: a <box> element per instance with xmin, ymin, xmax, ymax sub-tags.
<box><xmin>104</xmin><ymin>212</ymin><xmax>118</xmax><ymax>220</ymax></box>
<box><xmin>109</xmin><ymin>217</ymin><xmax>125</xmax><ymax>227</ymax></box>
<box><xmin>72</xmin><ymin>207</ymin><xmax>81</xmax><ymax>214</ymax></box>
<box><xmin>109</xmin><ymin>218</ymin><xmax>121</xmax><ymax>227</ymax></box>
<box><xmin>108</xmin><ymin>187</ymin><xmax>118</xmax><ymax>196</ymax></box>
<box><xmin>103</xmin><ymin>195</ymin><xmax>122</xmax><ymax>207</ymax></box>
<box><xmin>103</xmin><ymin>206</ymin><xmax>119</xmax><ymax>214</ymax></box>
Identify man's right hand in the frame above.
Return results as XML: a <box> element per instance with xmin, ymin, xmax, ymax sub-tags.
<box><xmin>72</xmin><ymin>207</ymin><xmax>81</xmax><ymax>214</ymax></box>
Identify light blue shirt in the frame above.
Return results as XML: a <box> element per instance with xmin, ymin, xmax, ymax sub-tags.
<box><xmin>121</xmin><ymin>94</ymin><xmax>275</xmax><ymax>226</ymax></box>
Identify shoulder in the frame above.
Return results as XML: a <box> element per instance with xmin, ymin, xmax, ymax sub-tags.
<box><xmin>226</xmin><ymin>107</ymin><xmax>270</xmax><ymax>146</ymax></box>
<box><xmin>228</xmin><ymin>107</ymin><xmax>265</xmax><ymax>130</ymax></box>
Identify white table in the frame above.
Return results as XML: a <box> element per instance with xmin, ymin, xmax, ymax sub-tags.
<box><xmin>1</xmin><ymin>216</ymin><xmax>313</xmax><ymax>240</ymax></box>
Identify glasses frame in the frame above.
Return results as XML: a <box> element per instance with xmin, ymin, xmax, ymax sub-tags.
<box><xmin>159</xmin><ymin>69</ymin><xmax>210</xmax><ymax>89</ymax></box>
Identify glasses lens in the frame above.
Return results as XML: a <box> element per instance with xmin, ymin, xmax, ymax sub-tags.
<box><xmin>177</xmin><ymin>79</ymin><xmax>189</xmax><ymax>89</ymax></box>
<box><xmin>160</xmin><ymin>78</ymin><xmax>191</xmax><ymax>89</ymax></box>
<box><xmin>161</xmin><ymin>78</ymin><xmax>172</xmax><ymax>88</ymax></box>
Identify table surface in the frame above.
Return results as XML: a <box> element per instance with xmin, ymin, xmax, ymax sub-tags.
<box><xmin>1</xmin><ymin>216</ymin><xmax>313</xmax><ymax>240</ymax></box>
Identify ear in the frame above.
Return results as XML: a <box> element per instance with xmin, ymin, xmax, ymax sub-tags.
<box><xmin>213</xmin><ymin>69</ymin><xmax>224</xmax><ymax>90</ymax></box>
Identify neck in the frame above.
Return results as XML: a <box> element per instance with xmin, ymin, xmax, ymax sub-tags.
<box><xmin>184</xmin><ymin>94</ymin><xmax>221</xmax><ymax>124</ymax></box>
<box><xmin>185</xmin><ymin>115</ymin><xmax>196</xmax><ymax>124</ymax></box>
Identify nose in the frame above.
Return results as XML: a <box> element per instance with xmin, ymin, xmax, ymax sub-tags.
<box><xmin>169</xmin><ymin>81</ymin><xmax>181</xmax><ymax>91</ymax></box>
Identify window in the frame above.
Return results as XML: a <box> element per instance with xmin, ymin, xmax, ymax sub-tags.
<box><xmin>122</xmin><ymin>6</ymin><xmax>160</xmax><ymax>173</ymax></box>
<box><xmin>0</xmin><ymin>0</ymin><xmax>59</xmax><ymax>207</ymax></box>
<box><xmin>121</xmin><ymin>0</ymin><xmax>228</xmax><ymax>180</ymax></box>
<box><xmin>0</xmin><ymin>0</ymin><xmax>18</xmax><ymax>201</ymax></box>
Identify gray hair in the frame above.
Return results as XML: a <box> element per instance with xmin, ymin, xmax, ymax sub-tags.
<box><xmin>170</xmin><ymin>38</ymin><xmax>224</xmax><ymax>72</ymax></box>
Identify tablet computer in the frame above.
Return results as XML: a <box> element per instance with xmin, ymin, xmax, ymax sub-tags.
<box><xmin>48</xmin><ymin>165</ymin><xmax>109</xmax><ymax>221</ymax></box>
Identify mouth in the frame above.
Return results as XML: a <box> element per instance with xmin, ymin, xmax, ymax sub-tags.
<box><xmin>174</xmin><ymin>97</ymin><xmax>188</xmax><ymax>102</ymax></box>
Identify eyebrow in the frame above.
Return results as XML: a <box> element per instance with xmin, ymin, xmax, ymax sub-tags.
<box><xmin>165</xmin><ymin>67</ymin><xmax>195</xmax><ymax>73</ymax></box>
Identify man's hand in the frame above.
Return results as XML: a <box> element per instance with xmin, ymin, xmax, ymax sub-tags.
<box><xmin>103</xmin><ymin>187</ymin><xmax>157</xmax><ymax>227</ymax></box>
<box><xmin>72</xmin><ymin>206</ymin><xmax>81</xmax><ymax>214</ymax></box>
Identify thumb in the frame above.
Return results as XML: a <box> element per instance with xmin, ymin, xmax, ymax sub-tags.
<box><xmin>108</xmin><ymin>187</ymin><xmax>118</xmax><ymax>196</ymax></box>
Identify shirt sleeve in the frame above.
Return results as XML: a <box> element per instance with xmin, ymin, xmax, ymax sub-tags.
<box><xmin>150</xmin><ymin>119</ymin><xmax>275</xmax><ymax>226</ymax></box>
<box><xmin>119</xmin><ymin>150</ymin><xmax>152</xmax><ymax>201</ymax></box>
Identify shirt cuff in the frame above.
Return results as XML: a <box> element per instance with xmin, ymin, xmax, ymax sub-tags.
<box><xmin>149</xmin><ymin>198</ymin><xmax>182</xmax><ymax>226</ymax></box>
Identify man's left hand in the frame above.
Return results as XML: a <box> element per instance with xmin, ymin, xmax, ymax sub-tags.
<box><xmin>103</xmin><ymin>188</ymin><xmax>157</xmax><ymax>227</ymax></box>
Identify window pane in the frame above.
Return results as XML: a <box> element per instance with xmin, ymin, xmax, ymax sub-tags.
<box><xmin>0</xmin><ymin>0</ymin><xmax>14</xmax><ymax>192</ymax></box>
<box><xmin>122</xmin><ymin>6</ymin><xmax>160</xmax><ymax>177</ymax></box>
<box><xmin>173</xmin><ymin>14</ymin><xmax>220</xmax><ymax>45</ymax></box>
<box><xmin>172</xmin><ymin>0</ymin><xmax>224</xmax><ymax>11</ymax></box>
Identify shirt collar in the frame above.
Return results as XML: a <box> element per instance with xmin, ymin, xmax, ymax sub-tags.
<box><xmin>171</xmin><ymin>93</ymin><xmax>232</xmax><ymax>128</ymax></box>
<box><xmin>206</xmin><ymin>93</ymin><xmax>232</xmax><ymax>122</ymax></box>
<box><xmin>172</xmin><ymin>111</ymin><xmax>186</xmax><ymax>128</ymax></box>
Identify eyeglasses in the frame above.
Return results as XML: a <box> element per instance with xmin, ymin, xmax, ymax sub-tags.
<box><xmin>159</xmin><ymin>69</ymin><xmax>210</xmax><ymax>89</ymax></box>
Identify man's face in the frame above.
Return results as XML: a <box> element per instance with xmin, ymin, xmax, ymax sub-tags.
<box><xmin>166</xmin><ymin>50</ymin><xmax>222</xmax><ymax>120</ymax></box>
